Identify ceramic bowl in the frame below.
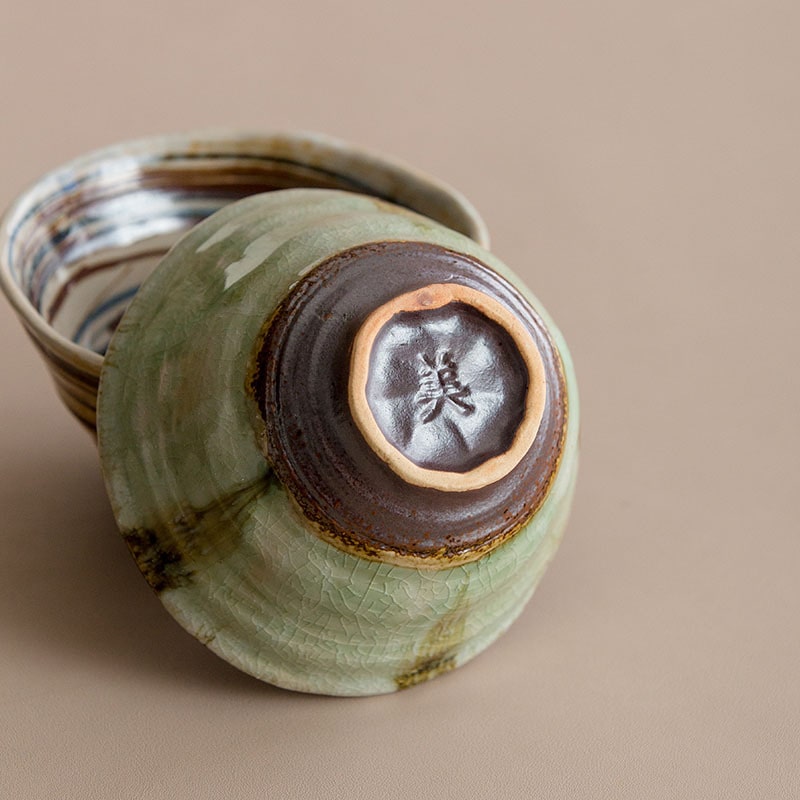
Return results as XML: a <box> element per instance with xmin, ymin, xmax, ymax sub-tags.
<box><xmin>0</xmin><ymin>133</ymin><xmax>578</xmax><ymax>695</ymax></box>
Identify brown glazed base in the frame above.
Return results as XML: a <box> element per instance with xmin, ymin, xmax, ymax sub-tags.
<box><xmin>254</xmin><ymin>241</ymin><xmax>568</xmax><ymax>568</ymax></box>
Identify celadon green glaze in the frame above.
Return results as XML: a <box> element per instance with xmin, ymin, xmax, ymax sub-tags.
<box><xmin>97</xmin><ymin>189</ymin><xmax>579</xmax><ymax>696</ymax></box>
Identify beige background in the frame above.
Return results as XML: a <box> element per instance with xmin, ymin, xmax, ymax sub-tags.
<box><xmin>1</xmin><ymin>1</ymin><xmax>798</xmax><ymax>798</ymax></box>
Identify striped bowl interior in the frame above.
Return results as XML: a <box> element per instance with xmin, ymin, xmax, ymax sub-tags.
<box><xmin>0</xmin><ymin>132</ymin><xmax>487</xmax><ymax>428</ymax></box>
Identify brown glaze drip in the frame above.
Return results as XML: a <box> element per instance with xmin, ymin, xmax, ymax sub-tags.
<box><xmin>254</xmin><ymin>241</ymin><xmax>568</xmax><ymax>567</ymax></box>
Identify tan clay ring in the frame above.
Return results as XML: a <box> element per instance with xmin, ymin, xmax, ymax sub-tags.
<box><xmin>349</xmin><ymin>283</ymin><xmax>547</xmax><ymax>492</ymax></box>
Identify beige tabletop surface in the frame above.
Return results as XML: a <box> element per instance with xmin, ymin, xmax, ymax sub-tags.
<box><xmin>1</xmin><ymin>2</ymin><xmax>798</xmax><ymax>798</ymax></box>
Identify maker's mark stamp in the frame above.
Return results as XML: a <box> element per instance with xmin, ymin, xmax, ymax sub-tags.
<box><xmin>414</xmin><ymin>351</ymin><xmax>475</xmax><ymax>423</ymax></box>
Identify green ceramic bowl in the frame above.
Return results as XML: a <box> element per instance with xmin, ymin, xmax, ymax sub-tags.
<box><xmin>1</xmin><ymin>133</ymin><xmax>578</xmax><ymax>696</ymax></box>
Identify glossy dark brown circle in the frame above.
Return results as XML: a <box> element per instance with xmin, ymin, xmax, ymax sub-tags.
<box><xmin>253</xmin><ymin>241</ymin><xmax>568</xmax><ymax>567</ymax></box>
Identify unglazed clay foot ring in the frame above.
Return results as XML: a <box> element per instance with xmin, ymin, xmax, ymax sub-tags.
<box><xmin>349</xmin><ymin>283</ymin><xmax>547</xmax><ymax>492</ymax></box>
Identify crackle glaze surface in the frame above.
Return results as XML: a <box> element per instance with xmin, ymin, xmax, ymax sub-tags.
<box><xmin>97</xmin><ymin>189</ymin><xmax>579</xmax><ymax>695</ymax></box>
